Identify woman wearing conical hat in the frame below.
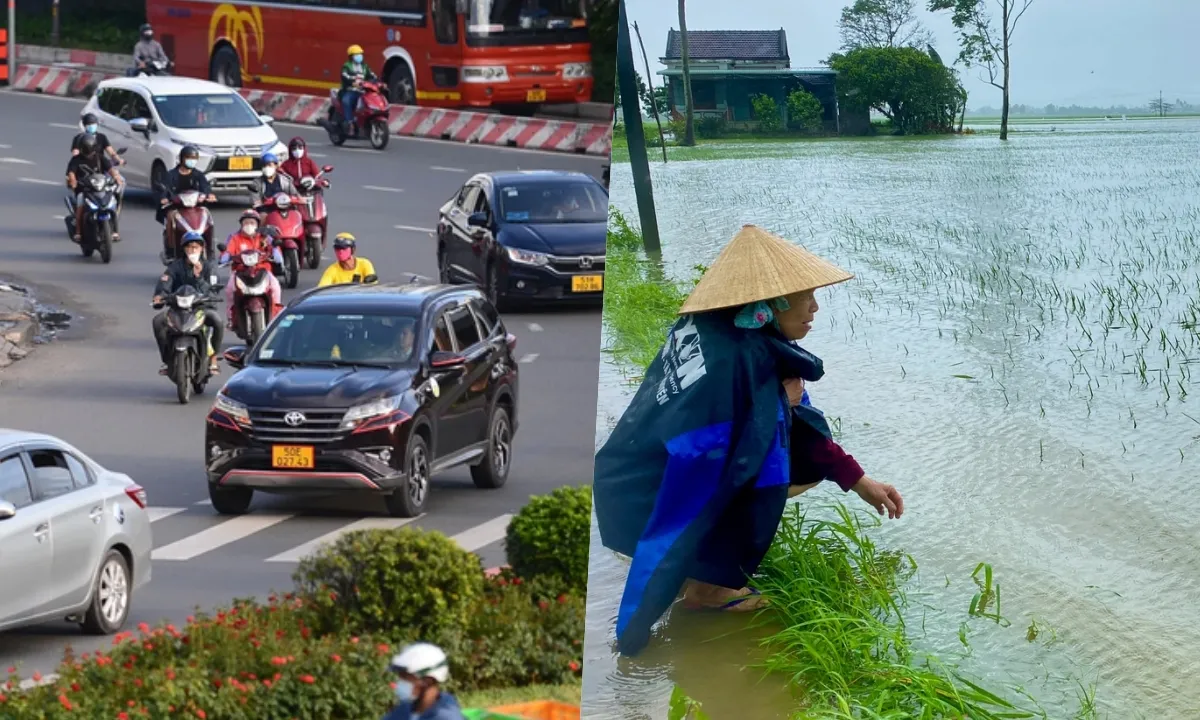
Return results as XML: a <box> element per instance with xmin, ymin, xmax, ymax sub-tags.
<box><xmin>593</xmin><ymin>224</ymin><xmax>904</xmax><ymax>657</ymax></box>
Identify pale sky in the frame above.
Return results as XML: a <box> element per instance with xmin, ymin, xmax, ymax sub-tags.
<box><xmin>624</xmin><ymin>0</ymin><xmax>1200</xmax><ymax>109</ymax></box>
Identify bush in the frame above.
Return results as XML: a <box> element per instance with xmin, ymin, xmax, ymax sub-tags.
<box><xmin>293</xmin><ymin>527</ymin><xmax>485</xmax><ymax>643</ymax></box>
<box><xmin>505</xmin><ymin>486</ymin><xmax>592</xmax><ymax>595</ymax></box>
<box><xmin>787</xmin><ymin>89</ymin><xmax>825</xmax><ymax>132</ymax></box>
<box><xmin>695</xmin><ymin>115</ymin><xmax>727</xmax><ymax>139</ymax></box>
<box><xmin>751</xmin><ymin>94</ymin><xmax>783</xmax><ymax>133</ymax></box>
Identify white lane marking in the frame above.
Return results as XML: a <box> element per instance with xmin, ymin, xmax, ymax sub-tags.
<box><xmin>146</xmin><ymin>506</ymin><xmax>187</xmax><ymax>523</ymax></box>
<box><xmin>0</xmin><ymin>143</ymin><xmax>11</xmax><ymax>149</ymax></box>
<box><xmin>49</xmin><ymin>122</ymin><xmax>79</xmax><ymax>130</ymax></box>
<box><xmin>194</xmin><ymin>499</ymin><xmax>212</xmax><ymax>506</ymax></box>
<box><xmin>52</xmin><ymin>214</ymin><xmax>65</xmax><ymax>221</ymax></box>
<box><xmin>395</xmin><ymin>224</ymin><xmax>432</xmax><ymax>233</ymax></box>
<box><xmin>151</xmin><ymin>513</ymin><xmax>292</xmax><ymax>561</ymax></box>
<box><xmin>343</xmin><ymin>147</ymin><xmax>378</xmax><ymax>154</ymax></box>
<box><xmin>0</xmin><ymin>157</ymin><xmax>34</xmax><ymax>164</ymax></box>
<box><xmin>430</xmin><ymin>165</ymin><xmax>465</xmax><ymax>173</ymax></box>
<box><xmin>527</xmin><ymin>322</ymin><xmax>543</xmax><ymax>332</ymax></box>
<box><xmin>519</xmin><ymin>353</ymin><xmax>539</xmax><ymax>364</ymax></box>
<box><xmin>451</xmin><ymin>514</ymin><xmax>513</xmax><ymax>553</ymax></box>
<box><xmin>265</xmin><ymin>515</ymin><xmax>423</xmax><ymax>563</ymax></box>
<box><xmin>363</xmin><ymin>184</ymin><xmax>403</xmax><ymax>193</ymax></box>
<box><xmin>309</xmin><ymin>152</ymin><xmax>328</xmax><ymax>158</ymax></box>
<box><xmin>19</xmin><ymin>177</ymin><xmax>59</xmax><ymax>186</ymax></box>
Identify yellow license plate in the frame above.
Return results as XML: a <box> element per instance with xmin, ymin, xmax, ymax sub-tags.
<box><xmin>526</xmin><ymin>89</ymin><xmax>547</xmax><ymax>103</ymax></box>
<box><xmin>271</xmin><ymin>445</ymin><xmax>314</xmax><ymax>469</ymax></box>
<box><xmin>571</xmin><ymin>275</ymin><xmax>603</xmax><ymax>292</ymax></box>
<box><xmin>228</xmin><ymin>156</ymin><xmax>253</xmax><ymax>171</ymax></box>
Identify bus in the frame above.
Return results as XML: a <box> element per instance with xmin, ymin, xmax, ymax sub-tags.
<box><xmin>147</xmin><ymin>0</ymin><xmax>595</xmax><ymax>112</ymax></box>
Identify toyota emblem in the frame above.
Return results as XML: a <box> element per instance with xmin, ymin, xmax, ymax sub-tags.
<box><xmin>578</xmin><ymin>256</ymin><xmax>594</xmax><ymax>270</ymax></box>
<box><xmin>283</xmin><ymin>411</ymin><xmax>307</xmax><ymax>427</ymax></box>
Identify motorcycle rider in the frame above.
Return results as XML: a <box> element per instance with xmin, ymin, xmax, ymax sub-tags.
<box><xmin>66</xmin><ymin>133</ymin><xmax>124</xmax><ymax>243</ymax></box>
<box><xmin>71</xmin><ymin>113</ymin><xmax>124</xmax><ymax>166</ymax></box>
<box><xmin>132</xmin><ymin>23</ymin><xmax>169</xmax><ymax>74</ymax></box>
<box><xmin>152</xmin><ymin>232</ymin><xmax>224</xmax><ymax>376</ymax></box>
<box><xmin>220</xmin><ymin>209</ymin><xmax>283</xmax><ymax>329</ymax></box>
<box><xmin>280</xmin><ymin>137</ymin><xmax>322</xmax><ymax>183</ymax></box>
<box><xmin>158</xmin><ymin>145</ymin><xmax>216</xmax><ymax>254</ymax></box>
<box><xmin>318</xmin><ymin>233</ymin><xmax>377</xmax><ymax>287</ymax></box>
<box><xmin>382</xmin><ymin>643</ymin><xmax>465</xmax><ymax>720</ymax></box>
<box><xmin>254</xmin><ymin>152</ymin><xmax>297</xmax><ymax>204</ymax></box>
<box><xmin>339</xmin><ymin>44</ymin><xmax>378</xmax><ymax>134</ymax></box>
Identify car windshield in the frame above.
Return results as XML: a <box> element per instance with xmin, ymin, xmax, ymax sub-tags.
<box><xmin>153</xmin><ymin>93</ymin><xmax>262</xmax><ymax>130</ymax></box>
<box><xmin>468</xmin><ymin>0</ymin><xmax>587</xmax><ymax>34</ymax></box>
<box><xmin>253</xmin><ymin>311</ymin><xmax>421</xmax><ymax>367</ymax></box>
<box><xmin>497</xmin><ymin>181</ymin><xmax>607</xmax><ymax>224</ymax></box>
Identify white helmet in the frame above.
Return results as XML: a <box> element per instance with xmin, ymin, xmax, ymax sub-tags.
<box><xmin>389</xmin><ymin>642</ymin><xmax>450</xmax><ymax>683</ymax></box>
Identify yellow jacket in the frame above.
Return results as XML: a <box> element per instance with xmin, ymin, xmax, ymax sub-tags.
<box><xmin>317</xmin><ymin>257</ymin><xmax>377</xmax><ymax>287</ymax></box>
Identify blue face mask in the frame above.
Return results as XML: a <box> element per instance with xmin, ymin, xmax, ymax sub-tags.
<box><xmin>184</xmin><ymin>159</ymin><xmax>197</xmax><ymax>169</ymax></box>
<box><xmin>352</xmin><ymin>54</ymin><xmax>364</xmax><ymax>64</ymax></box>
<box><xmin>393</xmin><ymin>679</ymin><xmax>414</xmax><ymax>706</ymax></box>
<box><xmin>84</xmin><ymin>124</ymin><xmax>98</xmax><ymax>134</ymax></box>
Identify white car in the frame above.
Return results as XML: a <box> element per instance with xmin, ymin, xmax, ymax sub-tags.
<box><xmin>81</xmin><ymin>76</ymin><xmax>287</xmax><ymax>196</ymax></box>
<box><xmin>0</xmin><ymin>429</ymin><xmax>152</xmax><ymax>635</ymax></box>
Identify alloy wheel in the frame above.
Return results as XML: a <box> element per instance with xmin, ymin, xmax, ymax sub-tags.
<box><xmin>98</xmin><ymin>558</ymin><xmax>129</xmax><ymax>625</ymax></box>
<box><xmin>491</xmin><ymin>414</ymin><xmax>511</xmax><ymax>476</ymax></box>
<box><xmin>408</xmin><ymin>444</ymin><xmax>429</xmax><ymax>506</ymax></box>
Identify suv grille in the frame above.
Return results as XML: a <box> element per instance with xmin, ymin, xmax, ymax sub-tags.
<box><xmin>209</xmin><ymin>143</ymin><xmax>274</xmax><ymax>158</ymax></box>
<box><xmin>548</xmin><ymin>254</ymin><xmax>605</xmax><ymax>274</ymax></box>
<box><xmin>248</xmin><ymin>408</ymin><xmax>347</xmax><ymax>444</ymax></box>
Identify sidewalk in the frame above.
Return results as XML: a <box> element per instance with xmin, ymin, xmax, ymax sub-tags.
<box><xmin>0</xmin><ymin>282</ymin><xmax>39</xmax><ymax>371</ymax></box>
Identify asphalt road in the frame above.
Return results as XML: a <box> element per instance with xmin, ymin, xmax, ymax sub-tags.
<box><xmin>0</xmin><ymin>89</ymin><xmax>604</xmax><ymax>675</ymax></box>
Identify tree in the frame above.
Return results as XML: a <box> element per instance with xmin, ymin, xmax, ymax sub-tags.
<box><xmin>587</xmin><ymin>0</ymin><xmax>618</xmax><ymax>104</ymax></box>
<box><xmin>928</xmin><ymin>0</ymin><xmax>1036</xmax><ymax>141</ymax></box>
<box><xmin>677</xmin><ymin>1</ymin><xmax>696</xmax><ymax>146</ymax></box>
<box><xmin>786</xmin><ymin>89</ymin><xmax>825</xmax><ymax>132</ymax></box>
<box><xmin>839</xmin><ymin>0</ymin><xmax>933</xmax><ymax>51</ymax></box>
<box><xmin>829</xmin><ymin>46</ymin><xmax>961</xmax><ymax>134</ymax></box>
<box><xmin>1148</xmin><ymin>93</ymin><xmax>1173</xmax><ymax>117</ymax></box>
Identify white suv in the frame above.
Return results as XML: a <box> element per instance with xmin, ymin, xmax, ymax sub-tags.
<box><xmin>82</xmin><ymin>76</ymin><xmax>287</xmax><ymax>197</ymax></box>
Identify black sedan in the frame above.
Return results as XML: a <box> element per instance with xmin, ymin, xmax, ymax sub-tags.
<box><xmin>205</xmin><ymin>281</ymin><xmax>519</xmax><ymax>518</ymax></box>
<box><xmin>435</xmin><ymin>170</ymin><xmax>607</xmax><ymax>309</ymax></box>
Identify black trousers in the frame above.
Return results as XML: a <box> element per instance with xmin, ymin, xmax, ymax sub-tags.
<box><xmin>152</xmin><ymin>310</ymin><xmax>224</xmax><ymax>364</ymax></box>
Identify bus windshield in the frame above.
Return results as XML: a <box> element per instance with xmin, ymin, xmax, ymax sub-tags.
<box><xmin>467</xmin><ymin>0</ymin><xmax>588</xmax><ymax>46</ymax></box>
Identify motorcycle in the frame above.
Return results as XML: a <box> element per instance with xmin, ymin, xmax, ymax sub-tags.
<box><xmin>153</xmin><ymin>285</ymin><xmax>222</xmax><ymax>405</ymax></box>
<box><xmin>64</xmin><ymin>166</ymin><xmax>125</xmax><ymax>264</ymax></box>
<box><xmin>216</xmin><ymin>241</ymin><xmax>280</xmax><ymax>348</ymax></box>
<box><xmin>129</xmin><ymin>58</ymin><xmax>173</xmax><ymax>77</ymax></box>
<box><xmin>158</xmin><ymin>189</ymin><xmax>215</xmax><ymax>265</ymax></box>
<box><xmin>293</xmin><ymin>165</ymin><xmax>334</xmax><ymax>270</ymax></box>
<box><xmin>325</xmin><ymin>79</ymin><xmax>390</xmax><ymax>150</ymax></box>
<box><xmin>257</xmin><ymin>193</ymin><xmax>304</xmax><ymax>290</ymax></box>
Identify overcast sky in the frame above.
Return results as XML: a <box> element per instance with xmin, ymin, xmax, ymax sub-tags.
<box><xmin>623</xmin><ymin>0</ymin><xmax>1200</xmax><ymax>108</ymax></box>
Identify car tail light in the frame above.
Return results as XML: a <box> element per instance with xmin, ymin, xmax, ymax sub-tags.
<box><xmin>125</xmin><ymin>485</ymin><xmax>148</xmax><ymax>509</ymax></box>
<box><xmin>506</xmin><ymin>332</ymin><xmax>517</xmax><ymax>351</ymax></box>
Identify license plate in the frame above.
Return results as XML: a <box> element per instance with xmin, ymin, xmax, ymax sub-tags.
<box><xmin>526</xmin><ymin>89</ymin><xmax>547</xmax><ymax>103</ymax></box>
<box><xmin>271</xmin><ymin>445</ymin><xmax>314</xmax><ymax>469</ymax></box>
<box><xmin>571</xmin><ymin>275</ymin><xmax>603</xmax><ymax>292</ymax></box>
<box><xmin>228</xmin><ymin>156</ymin><xmax>253</xmax><ymax>171</ymax></box>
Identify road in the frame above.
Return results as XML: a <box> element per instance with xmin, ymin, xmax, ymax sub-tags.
<box><xmin>0</xmin><ymin>89</ymin><xmax>604</xmax><ymax>675</ymax></box>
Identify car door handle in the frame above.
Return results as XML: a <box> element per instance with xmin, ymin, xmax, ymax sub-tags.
<box><xmin>89</xmin><ymin>505</ymin><xmax>104</xmax><ymax>523</ymax></box>
<box><xmin>34</xmin><ymin>523</ymin><xmax>50</xmax><ymax>542</ymax></box>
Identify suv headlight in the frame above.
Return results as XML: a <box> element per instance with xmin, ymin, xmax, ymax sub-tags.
<box><xmin>462</xmin><ymin>65</ymin><xmax>509</xmax><ymax>83</ymax></box>
<box><xmin>340</xmin><ymin>395</ymin><xmax>404</xmax><ymax>430</ymax></box>
<box><xmin>506</xmin><ymin>247</ymin><xmax>549</xmax><ymax>266</ymax></box>
<box><xmin>213</xmin><ymin>392</ymin><xmax>251</xmax><ymax>426</ymax></box>
<box><xmin>562</xmin><ymin>62</ymin><xmax>592</xmax><ymax>79</ymax></box>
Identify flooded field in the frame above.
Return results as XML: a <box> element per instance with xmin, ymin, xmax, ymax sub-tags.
<box><xmin>584</xmin><ymin>118</ymin><xmax>1200</xmax><ymax>719</ymax></box>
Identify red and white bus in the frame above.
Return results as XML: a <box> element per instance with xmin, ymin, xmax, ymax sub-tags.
<box><xmin>147</xmin><ymin>0</ymin><xmax>595</xmax><ymax>111</ymax></box>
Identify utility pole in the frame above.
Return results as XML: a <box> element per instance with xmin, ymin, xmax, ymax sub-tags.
<box><xmin>51</xmin><ymin>0</ymin><xmax>60</xmax><ymax>46</ymax></box>
<box><xmin>6</xmin><ymin>0</ymin><xmax>14</xmax><ymax>81</ymax></box>
<box><xmin>632</xmin><ymin>21</ymin><xmax>667</xmax><ymax>163</ymax></box>
<box><xmin>616</xmin><ymin>0</ymin><xmax>661</xmax><ymax>256</ymax></box>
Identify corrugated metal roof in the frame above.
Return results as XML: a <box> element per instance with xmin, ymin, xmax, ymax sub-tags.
<box><xmin>663</xmin><ymin>29</ymin><xmax>789</xmax><ymax>62</ymax></box>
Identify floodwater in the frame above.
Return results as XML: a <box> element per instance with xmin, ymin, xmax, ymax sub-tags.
<box><xmin>584</xmin><ymin>118</ymin><xmax>1200</xmax><ymax>720</ymax></box>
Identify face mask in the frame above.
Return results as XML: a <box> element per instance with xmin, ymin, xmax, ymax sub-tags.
<box><xmin>184</xmin><ymin>159</ymin><xmax>197</xmax><ymax>169</ymax></box>
<box><xmin>186</xmin><ymin>250</ymin><xmax>202</xmax><ymax>263</ymax></box>
<box><xmin>291</xmin><ymin>148</ymin><xmax>304</xmax><ymax>159</ymax></box>
<box><xmin>393</xmin><ymin>680</ymin><xmax>414</xmax><ymax>705</ymax></box>
<box><xmin>84</xmin><ymin>124</ymin><xmax>98</xmax><ymax>134</ymax></box>
<box><xmin>335</xmin><ymin>248</ymin><xmax>353</xmax><ymax>263</ymax></box>
<box><xmin>264</xmin><ymin>166</ymin><xmax>276</xmax><ymax>178</ymax></box>
<box><xmin>352</xmin><ymin>54</ymin><xmax>364</xmax><ymax>64</ymax></box>
<box><xmin>242</xmin><ymin>223</ymin><xmax>258</xmax><ymax>236</ymax></box>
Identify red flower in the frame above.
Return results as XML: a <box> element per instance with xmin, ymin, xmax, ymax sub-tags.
<box><xmin>58</xmin><ymin>693</ymin><xmax>72</xmax><ymax>710</ymax></box>
<box><xmin>299</xmin><ymin>675</ymin><xmax>315</xmax><ymax>684</ymax></box>
<box><xmin>330</xmin><ymin>654</ymin><xmax>342</xmax><ymax>663</ymax></box>
<box><xmin>70</xmin><ymin>682</ymin><xmax>80</xmax><ymax>692</ymax></box>
<box><xmin>196</xmin><ymin>711</ymin><xmax>207</xmax><ymax>719</ymax></box>
<box><xmin>569</xmin><ymin>661</ymin><xmax>581</xmax><ymax>672</ymax></box>
<box><xmin>118</xmin><ymin>713</ymin><xmax>130</xmax><ymax>720</ymax></box>
<box><xmin>31</xmin><ymin>672</ymin><xmax>41</xmax><ymax>682</ymax></box>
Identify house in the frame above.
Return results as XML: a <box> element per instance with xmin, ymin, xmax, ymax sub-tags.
<box><xmin>657</xmin><ymin>29</ymin><xmax>849</xmax><ymax>132</ymax></box>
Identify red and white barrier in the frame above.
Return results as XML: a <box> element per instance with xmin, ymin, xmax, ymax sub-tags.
<box><xmin>9</xmin><ymin>64</ymin><xmax>612</xmax><ymax>157</ymax></box>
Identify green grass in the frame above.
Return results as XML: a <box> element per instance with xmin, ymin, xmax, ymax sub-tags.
<box><xmin>602</xmin><ymin>207</ymin><xmax>1103</xmax><ymax>719</ymax></box>
<box><xmin>459</xmin><ymin>681</ymin><xmax>581</xmax><ymax>709</ymax></box>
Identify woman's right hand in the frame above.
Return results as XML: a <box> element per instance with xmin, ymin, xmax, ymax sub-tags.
<box><xmin>782</xmin><ymin>378</ymin><xmax>805</xmax><ymax>406</ymax></box>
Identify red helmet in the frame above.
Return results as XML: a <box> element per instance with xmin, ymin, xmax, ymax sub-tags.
<box><xmin>239</xmin><ymin>209</ymin><xmax>261</xmax><ymax>224</ymax></box>
<box><xmin>288</xmin><ymin>136</ymin><xmax>306</xmax><ymax>150</ymax></box>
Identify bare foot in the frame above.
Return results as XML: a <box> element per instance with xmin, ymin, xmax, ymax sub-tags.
<box><xmin>681</xmin><ymin>583</ymin><xmax>767</xmax><ymax>612</ymax></box>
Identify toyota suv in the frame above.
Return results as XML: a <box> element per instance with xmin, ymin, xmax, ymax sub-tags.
<box><xmin>205</xmin><ymin>281</ymin><xmax>519</xmax><ymax>518</ymax></box>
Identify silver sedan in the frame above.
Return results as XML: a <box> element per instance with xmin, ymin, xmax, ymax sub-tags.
<box><xmin>0</xmin><ymin>429</ymin><xmax>152</xmax><ymax>635</ymax></box>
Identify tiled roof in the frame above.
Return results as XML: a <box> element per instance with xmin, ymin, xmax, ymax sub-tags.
<box><xmin>663</xmin><ymin>29</ymin><xmax>789</xmax><ymax>62</ymax></box>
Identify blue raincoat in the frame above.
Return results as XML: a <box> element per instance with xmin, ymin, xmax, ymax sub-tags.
<box><xmin>593</xmin><ymin>309</ymin><xmax>832</xmax><ymax>656</ymax></box>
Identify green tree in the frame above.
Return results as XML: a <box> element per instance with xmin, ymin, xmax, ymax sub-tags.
<box><xmin>839</xmin><ymin>0</ymin><xmax>933</xmax><ymax>51</ymax></box>
<box><xmin>829</xmin><ymin>45</ymin><xmax>961</xmax><ymax>134</ymax></box>
<box><xmin>928</xmin><ymin>0</ymin><xmax>1037</xmax><ymax>141</ymax></box>
<box><xmin>750</xmin><ymin>94</ymin><xmax>783</xmax><ymax>133</ymax></box>
<box><xmin>786</xmin><ymin>88</ymin><xmax>825</xmax><ymax>132</ymax></box>
<box><xmin>588</xmin><ymin>0</ymin><xmax>618</xmax><ymax>104</ymax></box>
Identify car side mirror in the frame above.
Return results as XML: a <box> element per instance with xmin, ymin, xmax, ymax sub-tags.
<box><xmin>0</xmin><ymin>500</ymin><xmax>15</xmax><ymax>520</ymax></box>
<box><xmin>362</xmin><ymin>274</ymin><xmax>379</xmax><ymax>284</ymax></box>
<box><xmin>216</xmin><ymin>242</ymin><xmax>227</xmax><ymax>252</ymax></box>
<box><xmin>129</xmin><ymin>117</ymin><xmax>150</xmax><ymax>134</ymax></box>
<box><xmin>430</xmin><ymin>350</ymin><xmax>466</xmax><ymax>369</ymax></box>
<box><xmin>259</xmin><ymin>114</ymin><xmax>275</xmax><ymax>125</ymax></box>
<box><xmin>467</xmin><ymin>212</ymin><xmax>489</xmax><ymax>228</ymax></box>
<box><xmin>223</xmin><ymin>346</ymin><xmax>247</xmax><ymax>368</ymax></box>
<box><xmin>116</xmin><ymin>147</ymin><xmax>128</xmax><ymax>155</ymax></box>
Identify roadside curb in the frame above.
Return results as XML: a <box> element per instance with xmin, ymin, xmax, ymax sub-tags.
<box><xmin>9</xmin><ymin>63</ymin><xmax>612</xmax><ymax>157</ymax></box>
<box><xmin>0</xmin><ymin>283</ymin><xmax>39</xmax><ymax>371</ymax></box>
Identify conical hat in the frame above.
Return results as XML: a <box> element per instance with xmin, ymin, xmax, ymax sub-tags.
<box><xmin>678</xmin><ymin>224</ymin><xmax>854</xmax><ymax>315</ymax></box>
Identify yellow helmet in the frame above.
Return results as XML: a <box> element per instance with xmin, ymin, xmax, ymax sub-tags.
<box><xmin>333</xmin><ymin>232</ymin><xmax>357</xmax><ymax>251</ymax></box>
<box><xmin>347</xmin><ymin>45</ymin><xmax>364</xmax><ymax>57</ymax></box>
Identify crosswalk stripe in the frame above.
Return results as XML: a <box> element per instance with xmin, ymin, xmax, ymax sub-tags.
<box><xmin>145</xmin><ymin>507</ymin><xmax>186</xmax><ymax>523</ymax></box>
<box><xmin>451</xmin><ymin>514</ymin><xmax>513</xmax><ymax>552</ymax></box>
<box><xmin>152</xmin><ymin>514</ymin><xmax>292</xmax><ymax>561</ymax></box>
<box><xmin>264</xmin><ymin>515</ymin><xmax>422</xmax><ymax>563</ymax></box>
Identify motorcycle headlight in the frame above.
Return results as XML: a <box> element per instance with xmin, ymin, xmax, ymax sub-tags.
<box><xmin>89</xmin><ymin>175</ymin><xmax>106</xmax><ymax>190</ymax></box>
<box><xmin>462</xmin><ymin>65</ymin><xmax>509</xmax><ymax>83</ymax></box>
<box><xmin>214</xmin><ymin>392</ymin><xmax>251</xmax><ymax>425</ymax></box>
<box><xmin>562</xmin><ymin>62</ymin><xmax>592</xmax><ymax>79</ymax></box>
<box><xmin>179</xmin><ymin>192</ymin><xmax>199</xmax><ymax>208</ymax></box>
<box><xmin>106</xmin><ymin>197</ymin><xmax>118</xmax><ymax>209</ymax></box>
<box><xmin>505</xmin><ymin>247</ymin><xmax>549</xmax><ymax>266</ymax></box>
<box><xmin>175</xmin><ymin>294</ymin><xmax>195</xmax><ymax>309</ymax></box>
<box><xmin>339</xmin><ymin>395</ymin><xmax>403</xmax><ymax>430</ymax></box>
<box><xmin>240</xmin><ymin>251</ymin><xmax>260</xmax><ymax>266</ymax></box>
<box><xmin>85</xmin><ymin>198</ymin><xmax>99</xmax><ymax>210</ymax></box>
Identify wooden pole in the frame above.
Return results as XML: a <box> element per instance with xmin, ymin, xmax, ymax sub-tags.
<box><xmin>616</xmin><ymin>0</ymin><xmax>661</xmax><ymax>256</ymax></box>
<box><xmin>632</xmin><ymin>22</ymin><xmax>666</xmax><ymax>163</ymax></box>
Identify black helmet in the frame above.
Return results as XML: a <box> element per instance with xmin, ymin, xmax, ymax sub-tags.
<box><xmin>179</xmin><ymin>145</ymin><xmax>200</xmax><ymax>163</ymax></box>
<box><xmin>77</xmin><ymin>133</ymin><xmax>99</xmax><ymax>155</ymax></box>
<box><xmin>81</xmin><ymin>112</ymin><xmax>98</xmax><ymax>126</ymax></box>
<box><xmin>332</xmin><ymin>232</ymin><xmax>356</xmax><ymax>251</ymax></box>
<box><xmin>288</xmin><ymin>136</ymin><xmax>306</xmax><ymax>150</ymax></box>
<box><xmin>140</xmin><ymin>23</ymin><xmax>153</xmax><ymax>37</ymax></box>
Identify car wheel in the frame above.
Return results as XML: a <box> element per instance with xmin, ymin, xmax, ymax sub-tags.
<box><xmin>209</xmin><ymin>45</ymin><xmax>242</xmax><ymax>88</ymax></box>
<box><xmin>81</xmin><ymin>549</ymin><xmax>131</xmax><ymax>635</ymax></box>
<box><xmin>386</xmin><ymin>433</ymin><xmax>429</xmax><ymax>518</ymax></box>
<box><xmin>209</xmin><ymin>484</ymin><xmax>253</xmax><ymax>515</ymax></box>
<box><xmin>471</xmin><ymin>404</ymin><xmax>512</xmax><ymax>489</ymax></box>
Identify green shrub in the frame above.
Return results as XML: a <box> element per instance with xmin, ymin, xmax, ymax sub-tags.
<box><xmin>750</xmin><ymin>94</ymin><xmax>783</xmax><ymax>133</ymax></box>
<box><xmin>505</xmin><ymin>486</ymin><xmax>592</xmax><ymax>595</ymax></box>
<box><xmin>695</xmin><ymin>115</ymin><xmax>727</xmax><ymax>139</ymax></box>
<box><xmin>786</xmin><ymin>89</ymin><xmax>825</xmax><ymax>132</ymax></box>
<box><xmin>293</xmin><ymin>527</ymin><xmax>485</xmax><ymax>642</ymax></box>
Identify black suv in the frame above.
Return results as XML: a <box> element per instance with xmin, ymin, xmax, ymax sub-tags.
<box><xmin>204</xmin><ymin>281</ymin><xmax>519</xmax><ymax>517</ymax></box>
